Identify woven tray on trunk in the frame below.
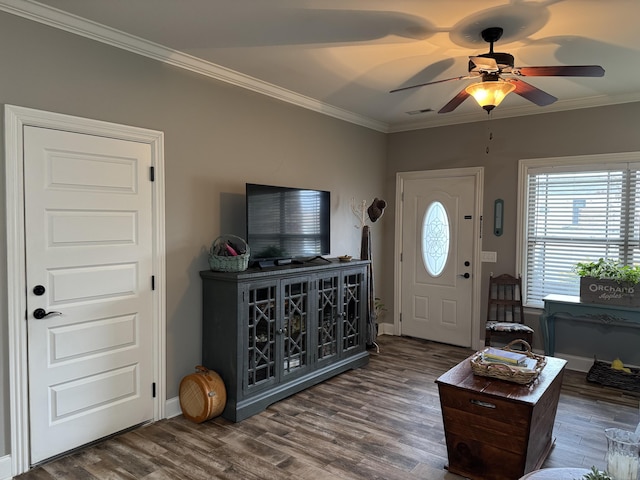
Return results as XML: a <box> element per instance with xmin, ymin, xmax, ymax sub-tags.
<box><xmin>586</xmin><ymin>358</ymin><xmax>640</xmax><ymax>393</ymax></box>
<box><xmin>470</xmin><ymin>339</ymin><xmax>547</xmax><ymax>385</ymax></box>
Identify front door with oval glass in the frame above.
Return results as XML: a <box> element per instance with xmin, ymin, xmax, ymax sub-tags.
<box><xmin>400</xmin><ymin>173</ymin><xmax>476</xmax><ymax>347</ymax></box>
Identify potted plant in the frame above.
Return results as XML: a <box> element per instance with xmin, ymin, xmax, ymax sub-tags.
<box><xmin>574</xmin><ymin>258</ymin><xmax>640</xmax><ymax>306</ymax></box>
<box><xmin>579</xmin><ymin>466</ymin><xmax>613</xmax><ymax>480</ymax></box>
<box><xmin>374</xmin><ymin>297</ymin><xmax>387</xmax><ymax>322</ymax></box>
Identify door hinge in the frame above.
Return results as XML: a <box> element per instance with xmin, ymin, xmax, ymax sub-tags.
<box><xmin>150</xmin><ymin>166</ymin><xmax>155</xmax><ymax>182</ymax></box>
<box><xmin>399</xmin><ymin>312</ymin><xmax>402</xmax><ymax>322</ymax></box>
<box><xmin>400</xmin><ymin>252</ymin><xmax>403</xmax><ymax>262</ymax></box>
<box><xmin>151</xmin><ymin>275</ymin><xmax>155</xmax><ymax>291</ymax></box>
<box><xmin>152</xmin><ymin>382</ymin><xmax>156</xmax><ymax>398</ymax></box>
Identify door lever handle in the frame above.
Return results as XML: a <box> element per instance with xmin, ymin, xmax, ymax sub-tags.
<box><xmin>458</xmin><ymin>273</ymin><xmax>471</xmax><ymax>279</ymax></box>
<box><xmin>33</xmin><ymin>308</ymin><xmax>62</xmax><ymax>320</ymax></box>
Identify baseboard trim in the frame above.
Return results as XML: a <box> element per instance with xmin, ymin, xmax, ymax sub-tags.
<box><xmin>165</xmin><ymin>396</ymin><xmax>182</xmax><ymax>419</ymax></box>
<box><xmin>548</xmin><ymin>351</ymin><xmax>639</xmax><ymax>372</ymax></box>
<box><xmin>0</xmin><ymin>454</ymin><xmax>11</xmax><ymax>480</ymax></box>
<box><xmin>377</xmin><ymin>323</ymin><xmax>394</xmax><ymax>336</ymax></box>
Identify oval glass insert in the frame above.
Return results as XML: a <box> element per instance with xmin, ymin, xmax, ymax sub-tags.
<box><xmin>422</xmin><ymin>201</ymin><xmax>450</xmax><ymax>276</ymax></box>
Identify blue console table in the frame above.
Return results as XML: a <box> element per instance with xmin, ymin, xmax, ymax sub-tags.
<box><xmin>540</xmin><ymin>294</ymin><xmax>640</xmax><ymax>357</ymax></box>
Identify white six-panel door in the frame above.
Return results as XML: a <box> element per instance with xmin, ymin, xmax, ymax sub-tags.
<box><xmin>24</xmin><ymin>126</ymin><xmax>155</xmax><ymax>464</ymax></box>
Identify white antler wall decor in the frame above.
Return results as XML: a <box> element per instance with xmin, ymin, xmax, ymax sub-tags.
<box><xmin>351</xmin><ymin>198</ymin><xmax>368</xmax><ymax>229</ymax></box>
<box><xmin>351</xmin><ymin>197</ymin><xmax>387</xmax><ymax>229</ymax></box>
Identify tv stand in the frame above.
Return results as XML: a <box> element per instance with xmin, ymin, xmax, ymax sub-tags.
<box><xmin>200</xmin><ymin>260</ymin><xmax>370</xmax><ymax>421</ymax></box>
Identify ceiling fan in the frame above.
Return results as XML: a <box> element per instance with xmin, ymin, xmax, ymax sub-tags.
<box><xmin>390</xmin><ymin>27</ymin><xmax>605</xmax><ymax>114</ymax></box>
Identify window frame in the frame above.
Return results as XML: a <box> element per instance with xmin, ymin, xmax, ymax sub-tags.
<box><xmin>516</xmin><ymin>152</ymin><xmax>640</xmax><ymax>308</ymax></box>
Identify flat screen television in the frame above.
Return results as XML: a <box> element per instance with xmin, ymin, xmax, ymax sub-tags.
<box><xmin>246</xmin><ymin>183</ymin><xmax>330</xmax><ymax>264</ymax></box>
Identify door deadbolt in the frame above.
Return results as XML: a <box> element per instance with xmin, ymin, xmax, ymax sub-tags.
<box><xmin>33</xmin><ymin>285</ymin><xmax>46</xmax><ymax>296</ymax></box>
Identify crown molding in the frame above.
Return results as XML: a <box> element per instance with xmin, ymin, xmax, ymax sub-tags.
<box><xmin>387</xmin><ymin>91</ymin><xmax>640</xmax><ymax>133</ymax></box>
<box><xmin>0</xmin><ymin>0</ymin><xmax>390</xmax><ymax>133</ymax></box>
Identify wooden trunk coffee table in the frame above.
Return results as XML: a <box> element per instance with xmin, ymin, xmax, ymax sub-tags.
<box><xmin>436</xmin><ymin>355</ymin><xmax>567</xmax><ymax>480</ymax></box>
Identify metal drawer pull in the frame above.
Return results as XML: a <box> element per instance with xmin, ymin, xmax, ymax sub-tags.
<box><xmin>470</xmin><ymin>399</ymin><xmax>496</xmax><ymax>409</ymax></box>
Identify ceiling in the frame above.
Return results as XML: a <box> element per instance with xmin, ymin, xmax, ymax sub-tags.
<box><xmin>4</xmin><ymin>0</ymin><xmax>640</xmax><ymax>132</ymax></box>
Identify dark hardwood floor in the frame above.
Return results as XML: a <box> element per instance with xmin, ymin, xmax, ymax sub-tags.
<box><xmin>16</xmin><ymin>335</ymin><xmax>640</xmax><ymax>479</ymax></box>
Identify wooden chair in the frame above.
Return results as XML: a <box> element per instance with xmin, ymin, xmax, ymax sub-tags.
<box><xmin>485</xmin><ymin>273</ymin><xmax>534</xmax><ymax>348</ymax></box>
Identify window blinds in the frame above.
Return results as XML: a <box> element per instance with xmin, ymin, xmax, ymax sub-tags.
<box><xmin>523</xmin><ymin>163</ymin><xmax>640</xmax><ymax>306</ymax></box>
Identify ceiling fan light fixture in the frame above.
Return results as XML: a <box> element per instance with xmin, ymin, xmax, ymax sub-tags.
<box><xmin>465</xmin><ymin>80</ymin><xmax>515</xmax><ymax>113</ymax></box>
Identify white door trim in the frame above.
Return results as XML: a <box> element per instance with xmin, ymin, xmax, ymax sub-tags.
<box><xmin>4</xmin><ymin>105</ymin><xmax>166</xmax><ymax>476</ymax></box>
<box><xmin>394</xmin><ymin>167</ymin><xmax>484</xmax><ymax>350</ymax></box>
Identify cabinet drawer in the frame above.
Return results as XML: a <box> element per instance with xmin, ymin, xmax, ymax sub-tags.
<box><xmin>439</xmin><ymin>385</ymin><xmax>531</xmax><ymax>434</ymax></box>
<box><xmin>441</xmin><ymin>405</ymin><xmax>527</xmax><ymax>455</ymax></box>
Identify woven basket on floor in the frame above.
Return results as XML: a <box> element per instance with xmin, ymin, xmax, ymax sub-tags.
<box><xmin>586</xmin><ymin>358</ymin><xmax>640</xmax><ymax>393</ymax></box>
<box><xmin>179</xmin><ymin>366</ymin><xmax>227</xmax><ymax>423</ymax></box>
<box><xmin>470</xmin><ymin>339</ymin><xmax>547</xmax><ymax>385</ymax></box>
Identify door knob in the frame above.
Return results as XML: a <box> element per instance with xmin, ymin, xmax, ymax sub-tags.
<box><xmin>33</xmin><ymin>308</ymin><xmax>62</xmax><ymax>320</ymax></box>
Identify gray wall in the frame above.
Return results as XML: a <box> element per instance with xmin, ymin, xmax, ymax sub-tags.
<box><xmin>384</xmin><ymin>102</ymin><xmax>640</xmax><ymax>349</ymax></box>
<box><xmin>0</xmin><ymin>12</ymin><xmax>386</xmax><ymax>456</ymax></box>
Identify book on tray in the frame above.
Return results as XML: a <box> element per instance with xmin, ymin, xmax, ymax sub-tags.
<box><xmin>482</xmin><ymin>347</ymin><xmax>527</xmax><ymax>365</ymax></box>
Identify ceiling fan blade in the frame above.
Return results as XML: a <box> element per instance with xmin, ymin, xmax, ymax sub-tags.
<box><xmin>510</xmin><ymin>78</ymin><xmax>557</xmax><ymax>106</ymax></box>
<box><xmin>513</xmin><ymin>65</ymin><xmax>605</xmax><ymax>77</ymax></box>
<box><xmin>469</xmin><ymin>56</ymin><xmax>498</xmax><ymax>72</ymax></box>
<box><xmin>389</xmin><ymin>75</ymin><xmax>469</xmax><ymax>93</ymax></box>
<box><xmin>438</xmin><ymin>88</ymin><xmax>471</xmax><ymax>113</ymax></box>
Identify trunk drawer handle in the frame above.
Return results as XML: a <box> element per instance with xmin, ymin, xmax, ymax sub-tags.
<box><xmin>470</xmin><ymin>399</ymin><xmax>496</xmax><ymax>409</ymax></box>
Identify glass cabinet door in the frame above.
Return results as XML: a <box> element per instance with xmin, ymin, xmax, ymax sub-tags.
<box><xmin>342</xmin><ymin>271</ymin><xmax>364</xmax><ymax>353</ymax></box>
<box><xmin>282</xmin><ymin>278</ymin><xmax>310</xmax><ymax>377</ymax></box>
<box><xmin>316</xmin><ymin>274</ymin><xmax>339</xmax><ymax>364</ymax></box>
<box><xmin>246</xmin><ymin>282</ymin><xmax>277</xmax><ymax>388</ymax></box>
